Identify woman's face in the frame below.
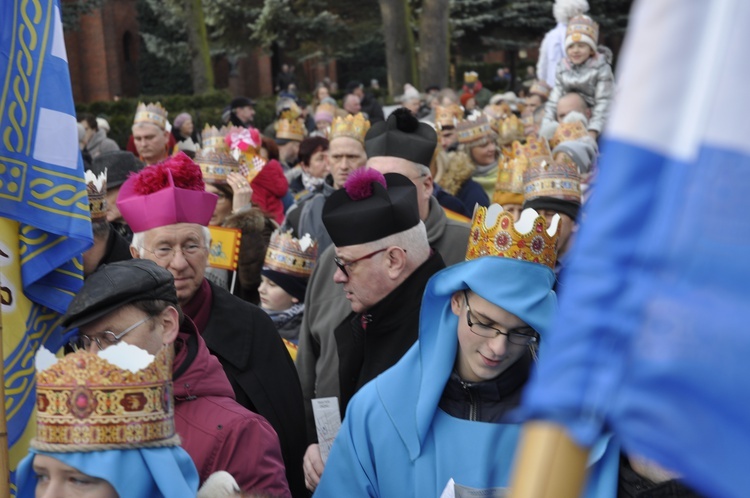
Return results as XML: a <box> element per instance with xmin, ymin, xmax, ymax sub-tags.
<box><xmin>206</xmin><ymin>184</ymin><xmax>232</xmax><ymax>226</ymax></box>
<box><xmin>303</xmin><ymin>148</ymin><xmax>329</xmax><ymax>178</ymax></box>
<box><xmin>316</xmin><ymin>86</ymin><xmax>330</xmax><ymax>101</ymax></box>
<box><xmin>33</xmin><ymin>454</ymin><xmax>119</xmax><ymax>498</ymax></box>
<box><xmin>179</xmin><ymin>118</ymin><xmax>194</xmax><ymax>136</ymax></box>
<box><xmin>470</xmin><ymin>140</ymin><xmax>498</xmax><ymax>166</ymax></box>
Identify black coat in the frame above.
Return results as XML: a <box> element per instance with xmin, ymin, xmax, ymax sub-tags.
<box><xmin>335</xmin><ymin>250</ymin><xmax>446</xmax><ymax>417</ymax></box>
<box><xmin>203</xmin><ymin>282</ymin><xmax>307</xmax><ymax>498</ymax></box>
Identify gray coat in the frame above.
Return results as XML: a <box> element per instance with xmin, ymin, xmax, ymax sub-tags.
<box><xmin>544</xmin><ymin>53</ymin><xmax>615</xmax><ymax>134</ymax></box>
<box><xmin>295</xmin><ymin>196</ymin><xmax>470</xmax><ymax>441</ymax></box>
<box><xmin>86</xmin><ymin>129</ymin><xmax>119</xmax><ymax>159</ymax></box>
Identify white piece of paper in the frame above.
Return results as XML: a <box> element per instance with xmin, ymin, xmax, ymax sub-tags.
<box><xmin>439</xmin><ymin>478</ymin><xmax>456</xmax><ymax>498</ymax></box>
<box><xmin>312</xmin><ymin>397</ymin><xmax>342</xmax><ymax>463</ymax></box>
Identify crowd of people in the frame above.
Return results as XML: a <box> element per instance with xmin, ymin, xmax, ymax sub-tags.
<box><xmin>21</xmin><ymin>1</ymin><xmax>706</xmax><ymax>497</ymax></box>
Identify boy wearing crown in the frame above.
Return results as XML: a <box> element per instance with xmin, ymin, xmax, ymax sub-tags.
<box><xmin>313</xmin><ymin>205</ymin><xmax>619</xmax><ymax>497</ymax></box>
<box><xmin>259</xmin><ymin>230</ymin><xmax>318</xmax><ymax>351</ymax></box>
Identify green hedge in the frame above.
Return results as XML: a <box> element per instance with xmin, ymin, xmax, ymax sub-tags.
<box><xmin>76</xmin><ymin>91</ymin><xmax>278</xmax><ymax>149</ymax></box>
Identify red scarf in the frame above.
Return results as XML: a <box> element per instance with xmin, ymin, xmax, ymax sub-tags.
<box><xmin>182</xmin><ymin>279</ymin><xmax>212</xmax><ymax>333</ymax></box>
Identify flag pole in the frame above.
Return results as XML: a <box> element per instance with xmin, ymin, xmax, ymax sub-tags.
<box><xmin>509</xmin><ymin>422</ymin><xmax>589</xmax><ymax>498</ymax></box>
<box><xmin>0</xmin><ymin>307</ymin><xmax>11</xmax><ymax>497</ymax></box>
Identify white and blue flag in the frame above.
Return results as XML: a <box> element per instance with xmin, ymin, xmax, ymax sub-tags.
<box><xmin>521</xmin><ymin>1</ymin><xmax>750</xmax><ymax>496</ymax></box>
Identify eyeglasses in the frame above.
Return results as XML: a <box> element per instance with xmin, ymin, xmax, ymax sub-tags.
<box><xmin>463</xmin><ymin>291</ymin><xmax>538</xmax><ymax>345</ymax></box>
<box><xmin>140</xmin><ymin>243</ymin><xmax>206</xmax><ymax>261</ymax></box>
<box><xmin>333</xmin><ymin>247</ymin><xmax>389</xmax><ymax>278</ymax></box>
<box><xmin>72</xmin><ymin>316</ymin><xmax>151</xmax><ymax>351</ymax></box>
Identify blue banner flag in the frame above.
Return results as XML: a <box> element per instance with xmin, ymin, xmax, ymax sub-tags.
<box><xmin>520</xmin><ymin>1</ymin><xmax>750</xmax><ymax>496</ymax></box>
<box><xmin>0</xmin><ymin>0</ymin><xmax>93</xmax><ymax>484</ymax></box>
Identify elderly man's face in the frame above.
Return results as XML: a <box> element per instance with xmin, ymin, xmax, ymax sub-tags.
<box><xmin>133</xmin><ymin>223</ymin><xmax>208</xmax><ymax>305</ymax></box>
<box><xmin>332</xmin><ymin>244</ymin><xmax>393</xmax><ymax>313</ymax></box>
<box><xmin>132</xmin><ymin>124</ymin><xmax>168</xmax><ymax>165</ymax></box>
<box><xmin>78</xmin><ymin>305</ymin><xmax>163</xmax><ymax>356</ymax></box>
<box><xmin>329</xmin><ymin>137</ymin><xmax>367</xmax><ymax>189</ymax></box>
<box><xmin>556</xmin><ymin>93</ymin><xmax>589</xmax><ymax>122</ymax></box>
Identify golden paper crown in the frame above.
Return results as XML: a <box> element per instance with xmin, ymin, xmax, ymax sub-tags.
<box><xmin>529</xmin><ymin>80</ymin><xmax>552</xmax><ymax>99</ymax></box>
<box><xmin>275</xmin><ymin>110</ymin><xmax>306</xmax><ymax>141</ymax></box>
<box><xmin>464</xmin><ymin>71</ymin><xmax>479</xmax><ymax>84</ymax></box>
<box><xmin>497</xmin><ymin>114</ymin><xmax>526</xmax><ymax>146</ymax></box>
<box><xmin>466</xmin><ymin>204</ymin><xmax>560</xmax><ymax>269</ymax></box>
<box><xmin>202</xmin><ymin>125</ymin><xmax>230</xmax><ymax>151</ymax></box>
<box><xmin>485</xmin><ymin>102</ymin><xmax>512</xmax><ymax>125</ymax></box>
<box><xmin>134</xmin><ymin>102</ymin><xmax>168</xmax><ymax>130</ymax></box>
<box><xmin>549</xmin><ymin>121</ymin><xmax>588</xmax><ymax>149</ymax></box>
<box><xmin>523</xmin><ymin>137</ymin><xmax>581</xmax><ymax>204</ymax></box>
<box><xmin>85</xmin><ymin>169</ymin><xmax>107</xmax><ymax>222</ymax></box>
<box><xmin>435</xmin><ymin>105</ymin><xmax>463</xmax><ymax>130</ymax></box>
<box><xmin>456</xmin><ymin>116</ymin><xmax>493</xmax><ymax>144</ymax></box>
<box><xmin>329</xmin><ymin>113</ymin><xmax>371</xmax><ymax>144</ymax></box>
<box><xmin>194</xmin><ymin>149</ymin><xmax>240</xmax><ymax>184</ymax></box>
<box><xmin>264</xmin><ymin>230</ymin><xmax>318</xmax><ymax>278</ymax></box>
<box><xmin>493</xmin><ymin>142</ymin><xmax>527</xmax><ymax>206</ymax></box>
<box><xmin>33</xmin><ymin>345</ymin><xmax>179</xmax><ymax>451</ymax></box>
<box><xmin>567</xmin><ymin>15</ymin><xmax>599</xmax><ymax>45</ymax></box>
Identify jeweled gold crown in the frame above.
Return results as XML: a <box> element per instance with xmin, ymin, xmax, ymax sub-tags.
<box><xmin>264</xmin><ymin>230</ymin><xmax>318</xmax><ymax>278</ymax></box>
<box><xmin>466</xmin><ymin>204</ymin><xmax>560</xmax><ymax>270</ymax></box>
<box><xmin>493</xmin><ymin>142</ymin><xmax>527</xmax><ymax>206</ymax></box>
<box><xmin>549</xmin><ymin>121</ymin><xmax>588</xmax><ymax>149</ymax></box>
<box><xmin>497</xmin><ymin>114</ymin><xmax>525</xmax><ymax>146</ymax></box>
<box><xmin>85</xmin><ymin>169</ymin><xmax>107</xmax><ymax>221</ymax></box>
<box><xmin>456</xmin><ymin>115</ymin><xmax>492</xmax><ymax>144</ymax></box>
<box><xmin>32</xmin><ymin>345</ymin><xmax>179</xmax><ymax>451</ymax></box>
<box><xmin>567</xmin><ymin>15</ymin><xmax>599</xmax><ymax>45</ymax></box>
<box><xmin>134</xmin><ymin>102</ymin><xmax>168</xmax><ymax>130</ymax></box>
<box><xmin>194</xmin><ymin>149</ymin><xmax>240</xmax><ymax>185</ymax></box>
<box><xmin>202</xmin><ymin>125</ymin><xmax>230</xmax><ymax>151</ymax></box>
<box><xmin>329</xmin><ymin>113</ymin><xmax>371</xmax><ymax>144</ymax></box>
<box><xmin>529</xmin><ymin>80</ymin><xmax>552</xmax><ymax>99</ymax></box>
<box><xmin>275</xmin><ymin>110</ymin><xmax>306</xmax><ymax>141</ymax></box>
<box><xmin>435</xmin><ymin>105</ymin><xmax>463</xmax><ymax>130</ymax></box>
<box><xmin>523</xmin><ymin>137</ymin><xmax>581</xmax><ymax>204</ymax></box>
<box><xmin>464</xmin><ymin>71</ymin><xmax>479</xmax><ymax>84</ymax></box>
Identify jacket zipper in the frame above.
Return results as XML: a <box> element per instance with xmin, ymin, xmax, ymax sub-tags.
<box><xmin>460</xmin><ymin>380</ymin><xmax>478</xmax><ymax>421</ymax></box>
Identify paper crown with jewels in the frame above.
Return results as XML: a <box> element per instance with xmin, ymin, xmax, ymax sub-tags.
<box><xmin>134</xmin><ymin>102</ymin><xmax>168</xmax><ymax>130</ymax></box>
<box><xmin>497</xmin><ymin>114</ymin><xmax>526</xmax><ymax>146</ymax></box>
<box><xmin>466</xmin><ymin>204</ymin><xmax>560</xmax><ymax>270</ymax></box>
<box><xmin>549</xmin><ymin>120</ymin><xmax>588</xmax><ymax>149</ymax></box>
<box><xmin>201</xmin><ymin>125</ymin><xmax>230</xmax><ymax>151</ymax></box>
<box><xmin>464</xmin><ymin>71</ymin><xmax>479</xmax><ymax>84</ymax></box>
<box><xmin>263</xmin><ymin>230</ymin><xmax>318</xmax><ymax>279</ymax></box>
<box><xmin>566</xmin><ymin>15</ymin><xmax>599</xmax><ymax>51</ymax></box>
<box><xmin>457</xmin><ymin>115</ymin><xmax>493</xmax><ymax>145</ymax></box>
<box><xmin>275</xmin><ymin>110</ymin><xmax>306</xmax><ymax>141</ymax></box>
<box><xmin>522</xmin><ymin>137</ymin><xmax>581</xmax><ymax>204</ymax></box>
<box><xmin>529</xmin><ymin>80</ymin><xmax>552</xmax><ymax>100</ymax></box>
<box><xmin>194</xmin><ymin>149</ymin><xmax>240</xmax><ymax>185</ymax></box>
<box><xmin>434</xmin><ymin>105</ymin><xmax>463</xmax><ymax>130</ymax></box>
<box><xmin>493</xmin><ymin>142</ymin><xmax>528</xmax><ymax>206</ymax></box>
<box><xmin>329</xmin><ymin>112</ymin><xmax>371</xmax><ymax>144</ymax></box>
<box><xmin>32</xmin><ymin>344</ymin><xmax>179</xmax><ymax>452</ymax></box>
<box><xmin>85</xmin><ymin>169</ymin><xmax>107</xmax><ymax>222</ymax></box>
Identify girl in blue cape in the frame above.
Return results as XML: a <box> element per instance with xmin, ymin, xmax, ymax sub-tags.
<box><xmin>314</xmin><ymin>205</ymin><xmax>619</xmax><ymax>497</ymax></box>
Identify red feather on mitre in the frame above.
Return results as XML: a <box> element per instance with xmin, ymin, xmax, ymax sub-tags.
<box><xmin>130</xmin><ymin>152</ymin><xmax>205</xmax><ymax>194</ymax></box>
